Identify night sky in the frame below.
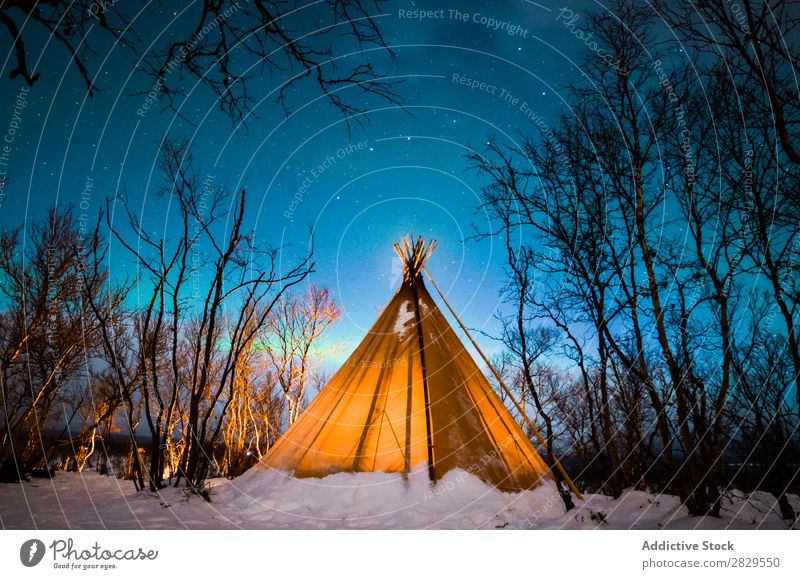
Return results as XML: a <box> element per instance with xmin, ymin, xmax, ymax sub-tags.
<box><xmin>0</xmin><ymin>0</ymin><xmax>595</xmax><ymax>361</ymax></box>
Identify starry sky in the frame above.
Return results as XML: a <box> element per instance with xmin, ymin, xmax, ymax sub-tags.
<box><xmin>0</xmin><ymin>0</ymin><xmax>594</xmax><ymax>361</ymax></box>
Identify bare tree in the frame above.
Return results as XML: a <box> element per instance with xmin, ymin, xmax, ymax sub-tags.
<box><xmin>106</xmin><ymin>140</ymin><xmax>314</xmax><ymax>492</ymax></box>
<box><xmin>59</xmin><ymin>370</ymin><xmax>121</xmax><ymax>473</ymax></box>
<box><xmin>79</xmin><ymin>213</ymin><xmax>148</xmax><ymax>488</ymax></box>
<box><xmin>0</xmin><ymin>209</ymin><xmax>102</xmax><ymax>480</ymax></box>
<box><xmin>468</xmin><ymin>133</ymin><xmax>631</xmax><ymax>498</ymax></box>
<box><xmin>0</xmin><ymin>0</ymin><xmax>131</xmax><ymax>89</ymax></box>
<box><xmin>664</xmin><ymin>0</ymin><xmax>800</xmax><ymax>166</ymax></box>
<box><xmin>266</xmin><ymin>285</ymin><xmax>341</xmax><ymax>427</ymax></box>
<box><xmin>1</xmin><ymin>1</ymin><xmax>401</xmax><ymax>128</ymax></box>
<box><xmin>465</xmin><ymin>0</ymin><xmax>798</xmax><ymax>515</ymax></box>
<box><xmin>217</xmin><ymin>318</ymin><xmax>283</xmax><ymax>478</ymax></box>
<box><xmin>729</xmin><ymin>298</ymin><xmax>799</xmax><ymax>522</ymax></box>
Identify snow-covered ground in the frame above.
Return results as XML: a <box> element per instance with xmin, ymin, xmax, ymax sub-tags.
<box><xmin>1</xmin><ymin>468</ymin><xmax>797</xmax><ymax>530</ymax></box>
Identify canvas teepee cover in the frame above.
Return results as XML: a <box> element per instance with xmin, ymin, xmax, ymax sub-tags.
<box><xmin>260</xmin><ymin>238</ymin><xmax>553</xmax><ymax>492</ymax></box>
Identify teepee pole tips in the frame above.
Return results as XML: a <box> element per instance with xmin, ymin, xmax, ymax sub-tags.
<box><xmin>395</xmin><ymin>235</ymin><xmax>436</xmax><ymax>284</ymax></box>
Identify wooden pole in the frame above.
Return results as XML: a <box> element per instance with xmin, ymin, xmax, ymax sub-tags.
<box><xmin>422</xmin><ymin>265</ymin><xmax>584</xmax><ymax>501</ymax></box>
<box><xmin>411</xmin><ymin>281</ymin><xmax>437</xmax><ymax>484</ymax></box>
<box><xmin>395</xmin><ymin>237</ymin><xmax>438</xmax><ymax>483</ymax></box>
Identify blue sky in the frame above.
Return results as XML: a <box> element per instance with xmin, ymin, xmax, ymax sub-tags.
<box><xmin>0</xmin><ymin>0</ymin><xmax>596</xmax><ymax>362</ymax></box>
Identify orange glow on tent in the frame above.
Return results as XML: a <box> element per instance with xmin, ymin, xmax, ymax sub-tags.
<box><xmin>260</xmin><ymin>237</ymin><xmax>556</xmax><ymax>492</ymax></box>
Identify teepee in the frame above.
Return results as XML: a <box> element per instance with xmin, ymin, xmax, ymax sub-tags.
<box><xmin>260</xmin><ymin>237</ymin><xmax>576</xmax><ymax>494</ymax></box>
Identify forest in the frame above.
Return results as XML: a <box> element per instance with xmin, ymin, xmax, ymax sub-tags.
<box><xmin>470</xmin><ymin>1</ymin><xmax>799</xmax><ymax>518</ymax></box>
<box><xmin>0</xmin><ymin>0</ymin><xmax>798</xmax><ymax>524</ymax></box>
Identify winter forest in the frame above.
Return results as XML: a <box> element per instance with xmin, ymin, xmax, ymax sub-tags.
<box><xmin>0</xmin><ymin>0</ymin><xmax>798</xmax><ymax>531</ymax></box>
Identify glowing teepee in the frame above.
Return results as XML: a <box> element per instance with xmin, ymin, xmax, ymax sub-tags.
<box><xmin>260</xmin><ymin>237</ymin><xmax>559</xmax><ymax>492</ymax></box>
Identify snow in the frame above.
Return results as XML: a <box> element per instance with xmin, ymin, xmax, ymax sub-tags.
<box><xmin>219</xmin><ymin>467</ymin><xmax>560</xmax><ymax>529</ymax></box>
<box><xmin>1</xmin><ymin>469</ymin><xmax>797</xmax><ymax>530</ymax></box>
<box><xmin>393</xmin><ymin>300</ymin><xmax>416</xmax><ymax>337</ymax></box>
<box><xmin>0</xmin><ymin>472</ymin><xmax>237</xmax><ymax>529</ymax></box>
